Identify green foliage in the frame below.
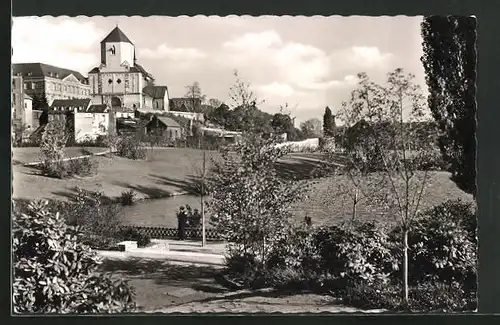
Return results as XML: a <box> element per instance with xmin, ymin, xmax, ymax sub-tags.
<box><xmin>421</xmin><ymin>16</ymin><xmax>477</xmax><ymax>196</ymax></box>
<box><xmin>300</xmin><ymin>118</ymin><xmax>323</xmax><ymax>138</ymax></box>
<box><xmin>38</xmin><ymin>157</ymin><xmax>98</xmax><ymax>179</ymax></box>
<box><xmin>13</xmin><ymin>200</ymin><xmax>135</xmax><ymax>313</ymax></box>
<box><xmin>119</xmin><ymin>228</ymin><xmax>151</xmax><ymax>248</ymax></box>
<box><xmin>209</xmin><ymin>132</ymin><xmax>308</xmax><ymax>274</ymax></box>
<box><xmin>115</xmin><ymin>136</ymin><xmax>147</xmax><ymax>160</ymax></box>
<box><xmin>404</xmin><ymin>199</ymin><xmax>477</xmax><ymax>287</ymax></box>
<box><xmin>323</xmin><ymin>106</ymin><xmax>336</xmax><ymax>137</ymax></box>
<box><xmin>120</xmin><ymin>190</ymin><xmax>136</xmax><ymax>206</ymax></box>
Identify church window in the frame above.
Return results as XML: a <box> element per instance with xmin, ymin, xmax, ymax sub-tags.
<box><xmin>117</xmin><ymin>79</ymin><xmax>122</xmax><ymax>84</ymax></box>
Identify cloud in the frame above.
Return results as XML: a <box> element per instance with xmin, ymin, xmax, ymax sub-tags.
<box><xmin>139</xmin><ymin>44</ymin><xmax>206</xmax><ymax>61</ymax></box>
<box><xmin>12</xmin><ymin>17</ymin><xmax>102</xmax><ymax>74</ymax></box>
<box><xmin>223</xmin><ymin>30</ymin><xmax>282</xmax><ymax>51</ymax></box>
<box><xmin>258</xmin><ymin>82</ymin><xmax>295</xmax><ymax>97</ymax></box>
<box><xmin>219</xmin><ymin>31</ymin><xmax>392</xmax><ymax>97</ymax></box>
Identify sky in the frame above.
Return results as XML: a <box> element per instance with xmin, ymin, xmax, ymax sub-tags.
<box><xmin>12</xmin><ymin>15</ymin><xmax>426</xmax><ymax>124</ymax></box>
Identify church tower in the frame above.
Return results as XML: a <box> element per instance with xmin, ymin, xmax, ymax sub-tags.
<box><xmin>99</xmin><ymin>26</ymin><xmax>135</xmax><ymax>72</ymax></box>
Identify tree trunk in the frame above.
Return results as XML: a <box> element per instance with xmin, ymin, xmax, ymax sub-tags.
<box><xmin>403</xmin><ymin>228</ymin><xmax>409</xmax><ymax>304</ymax></box>
<box><xmin>352</xmin><ymin>188</ymin><xmax>358</xmax><ymax>221</ymax></box>
<box><xmin>201</xmin><ymin>130</ymin><xmax>207</xmax><ymax>247</ymax></box>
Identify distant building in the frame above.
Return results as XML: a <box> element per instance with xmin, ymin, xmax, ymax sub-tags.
<box><xmin>146</xmin><ymin>115</ymin><xmax>183</xmax><ymax>141</ymax></box>
<box><xmin>12</xmin><ymin>62</ymin><xmax>91</xmax><ymax>105</ymax></box>
<box><xmin>143</xmin><ymin>85</ymin><xmax>170</xmax><ymax>111</ymax></box>
<box><xmin>87</xmin><ymin>26</ymin><xmax>170</xmax><ymax>112</ymax></box>
<box><xmin>12</xmin><ymin>75</ymin><xmax>34</xmax><ymax>129</ymax></box>
<box><xmin>169</xmin><ymin>97</ymin><xmax>202</xmax><ymax>112</ymax></box>
<box><xmin>74</xmin><ymin>104</ymin><xmax>113</xmax><ymax>143</ymax></box>
<box><xmin>50</xmin><ymin>98</ymin><xmax>92</xmax><ymax>112</ymax></box>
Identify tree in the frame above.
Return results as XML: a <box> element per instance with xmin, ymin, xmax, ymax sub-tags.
<box><xmin>184</xmin><ymin>81</ymin><xmax>206</xmax><ymax>113</ymax></box>
<box><xmin>300</xmin><ymin>118</ymin><xmax>323</xmax><ymax>138</ymax></box>
<box><xmin>208</xmin><ymin>98</ymin><xmax>223</xmax><ymax>109</ymax></box>
<box><xmin>323</xmin><ymin>106</ymin><xmax>336</xmax><ymax>137</ymax></box>
<box><xmin>421</xmin><ymin>15</ymin><xmax>477</xmax><ymax>196</ymax></box>
<box><xmin>32</xmin><ymin>92</ymin><xmax>49</xmax><ymax>111</ymax></box>
<box><xmin>208</xmin><ymin>133</ymin><xmax>308</xmax><ymax>274</ymax></box>
<box><xmin>340</xmin><ymin>69</ymin><xmax>432</xmax><ymax>304</ymax></box>
<box><xmin>271</xmin><ymin>113</ymin><xmax>294</xmax><ymax>136</ymax></box>
<box><xmin>13</xmin><ymin>200</ymin><xmax>135</xmax><ymax>313</ymax></box>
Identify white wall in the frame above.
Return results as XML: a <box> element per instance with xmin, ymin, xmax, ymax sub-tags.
<box><xmin>23</xmin><ymin>98</ymin><xmax>33</xmax><ymax>128</ymax></box>
<box><xmin>275</xmin><ymin>138</ymin><xmax>320</xmax><ymax>152</ymax></box>
<box><xmin>74</xmin><ymin>112</ymin><xmax>110</xmax><ymax>142</ymax></box>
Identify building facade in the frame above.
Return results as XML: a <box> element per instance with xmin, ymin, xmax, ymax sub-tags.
<box><xmin>12</xmin><ymin>75</ymin><xmax>35</xmax><ymax>130</ymax></box>
<box><xmin>88</xmin><ymin>27</ymin><xmax>170</xmax><ymax>111</ymax></box>
<box><xmin>12</xmin><ymin>63</ymin><xmax>91</xmax><ymax>106</ymax></box>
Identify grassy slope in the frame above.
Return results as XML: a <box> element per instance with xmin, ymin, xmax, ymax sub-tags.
<box><xmin>12</xmin><ymin>148</ymin><xmax>473</xmax><ymax>227</ymax></box>
<box><xmin>12</xmin><ymin>147</ymin><xmax>108</xmax><ymax>165</ymax></box>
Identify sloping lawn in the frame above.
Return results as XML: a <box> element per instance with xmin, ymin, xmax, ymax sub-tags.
<box><xmin>12</xmin><ymin>147</ymin><xmax>109</xmax><ymax>165</ymax></box>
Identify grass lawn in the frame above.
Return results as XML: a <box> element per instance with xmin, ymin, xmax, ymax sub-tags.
<box><xmin>12</xmin><ymin>147</ymin><xmax>109</xmax><ymax>165</ymax></box>
<box><xmin>12</xmin><ymin>147</ymin><xmax>473</xmax><ymax>228</ymax></box>
<box><xmin>12</xmin><ymin>148</ymin><xmax>214</xmax><ymax>201</ymax></box>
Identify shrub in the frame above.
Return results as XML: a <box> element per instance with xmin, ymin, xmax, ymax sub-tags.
<box><xmin>120</xmin><ymin>190</ymin><xmax>136</xmax><ymax>206</ymax></box>
<box><xmin>343</xmin><ymin>280</ymin><xmax>403</xmax><ymax>310</ymax></box>
<box><xmin>413</xmin><ymin>148</ymin><xmax>449</xmax><ymax>171</ymax></box>
<box><xmin>119</xmin><ymin>228</ymin><xmax>151</xmax><ymax>248</ymax></box>
<box><xmin>13</xmin><ymin>200</ymin><xmax>135</xmax><ymax>313</ymax></box>
<box><xmin>116</xmin><ymin>136</ymin><xmax>147</xmax><ymax>160</ymax></box>
<box><xmin>66</xmin><ymin>157</ymin><xmax>98</xmax><ymax>177</ymax></box>
<box><xmin>313</xmin><ymin>221</ymin><xmax>396</xmax><ymax>287</ymax></box>
<box><xmin>68</xmin><ymin>188</ymin><xmax>124</xmax><ymax>246</ymax></box>
<box><xmin>389</xmin><ymin>199</ymin><xmax>477</xmax><ymax>288</ymax></box>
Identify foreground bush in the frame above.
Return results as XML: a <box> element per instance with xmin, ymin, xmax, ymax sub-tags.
<box><xmin>13</xmin><ymin>200</ymin><xmax>135</xmax><ymax>313</ymax></box>
<box><xmin>119</xmin><ymin>228</ymin><xmax>152</xmax><ymax>248</ymax></box>
<box><xmin>39</xmin><ymin>157</ymin><xmax>98</xmax><ymax>179</ymax></box>
<box><xmin>119</xmin><ymin>190</ymin><xmax>136</xmax><ymax>206</ymax></box>
<box><xmin>221</xmin><ymin>199</ymin><xmax>477</xmax><ymax>312</ymax></box>
<box><xmin>115</xmin><ymin>136</ymin><xmax>147</xmax><ymax>160</ymax></box>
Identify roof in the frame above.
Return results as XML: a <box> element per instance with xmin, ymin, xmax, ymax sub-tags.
<box><xmin>152</xmin><ymin>116</ymin><xmax>181</xmax><ymax>128</ymax></box>
<box><xmin>169</xmin><ymin>97</ymin><xmax>202</xmax><ymax>112</ymax></box>
<box><xmin>143</xmin><ymin>85</ymin><xmax>168</xmax><ymax>99</ymax></box>
<box><xmin>88</xmin><ymin>62</ymin><xmax>154</xmax><ymax>80</ymax></box>
<box><xmin>23</xmin><ymin>94</ymin><xmax>32</xmax><ymax>100</ymax></box>
<box><xmin>51</xmin><ymin>98</ymin><xmax>91</xmax><ymax>109</ymax></box>
<box><xmin>12</xmin><ymin>63</ymin><xmax>88</xmax><ymax>84</ymax></box>
<box><xmin>86</xmin><ymin>104</ymin><xmax>108</xmax><ymax>113</ymax></box>
<box><xmin>101</xmin><ymin>26</ymin><xmax>133</xmax><ymax>44</ymax></box>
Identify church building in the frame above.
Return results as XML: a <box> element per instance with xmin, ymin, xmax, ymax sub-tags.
<box><xmin>88</xmin><ymin>26</ymin><xmax>170</xmax><ymax>112</ymax></box>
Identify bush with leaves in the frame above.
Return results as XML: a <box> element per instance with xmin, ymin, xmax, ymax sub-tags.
<box><xmin>13</xmin><ymin>200</ymin><xmax>135</xmax><ymax>313</ymax></box>
<box><xmin>115</xmin><ymin>136</ymin><xmax>147</xmax><ymax>160</ymax></box>
<box><xmin>119</xmin><ymin>190</ymin><xmax>136</xmax><ymax>206</ymax></box>
<box><xmin>119</xmin><ymin>228</ymin><xmax>152</xmax><ymax>248</ymax></box>
<box><xmin>209</xmin><ymin>133</ymin><xmax>309</xmax><ymax>278</ymax></box>
<box><xmin>403</xmin><ymin>199</ymin><xmax>477</xmax><ymax>288</ymax></box>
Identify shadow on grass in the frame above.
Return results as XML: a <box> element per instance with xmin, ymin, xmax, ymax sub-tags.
<box><xmin>149</xmin><ymin>174</ymin><xmax>211</xmax><ymax>196</ymax></box>
<box><xmin>112</xmin><ymin>181</ymin><xmax>174</xmax><ymax>199</ymax></box>
<box><xmin>100</xmin><ymin>257</ymin><xmax>228</xmax><ymax>294</ymax></box>
<box><xmin>51</xmin><ymin>187</ymin><xmax>115</xmax><ymax>204</ymax></box>
<box><xmin>275</xmin><ymin>157</ymin><xmax>336</xmax><ymax>181</ymax></box>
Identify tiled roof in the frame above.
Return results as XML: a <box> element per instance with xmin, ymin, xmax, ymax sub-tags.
<box><xmin>88</xmin><ymin>62</ymin><xmax>154</xmax><ymax>80</ymax></box>
<box><xmin>24</xmin><ymin>94</ymin><xmax>32</xmax><ymax>100</ymax></box>
<box><xmin>101</xmin><ymin>27</ymin><xmax>133</xmax><ymax>44</ymax></box>
<box><xmin>12</xmin><ymin>63</ymin><xmax>88</xmax><ymax>84</ymax></box>
<box><xmin>143</xmin><ymin>85</ymin><xmax>168</xmax><ymax>99</ymax></box>
<box><xmin>51</xmin><ymin>98</ymin><xmax>91</xmax><ymax>109</ymax></box>
<box><xmin>86</xmin><ymin>104</ymin><xmax>108</xmax><ymax>113</ymax></box>
<box><xmin>169</xmin><ymin>97</ymin><xmax>202</xmax><ymax>112</ymax></box>
<box><xmin>154</xmin><ymin>116</ymin><xmax>181</xmax><ymax>128</ymax></box>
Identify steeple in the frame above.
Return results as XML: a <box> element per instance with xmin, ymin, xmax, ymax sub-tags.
<box><xmin>100</xmin><ymin>26</ymin><xmax>133</xmax><ymax>45</ymax></box>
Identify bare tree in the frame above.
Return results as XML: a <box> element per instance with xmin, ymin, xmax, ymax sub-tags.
<box><xmin>184</xmin><ymin>81</ymin><xmax>206</xmax><ymax>112</ymax></box>
<box><xmin>341</xmin><ymin>69</ymin><xmax>432</xmax><ymax>303</ymax></box>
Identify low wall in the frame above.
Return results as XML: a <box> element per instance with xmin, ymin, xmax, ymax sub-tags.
<box><xmin>275</xmin><ymin>138</ymin><xmax>320</xmax><ymax>152</ymax></box>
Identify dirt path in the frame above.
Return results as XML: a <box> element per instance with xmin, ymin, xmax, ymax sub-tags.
<box><xmin>100</xmin><ymin>257</ymin><xmax>384</xmax><ymax>314</ymax></box>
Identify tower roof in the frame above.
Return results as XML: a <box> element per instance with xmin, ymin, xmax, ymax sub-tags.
<box><xmin>101</xmin><ymin>26</ymin><xmax>133</xmax><ymax>44</ymax></box>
